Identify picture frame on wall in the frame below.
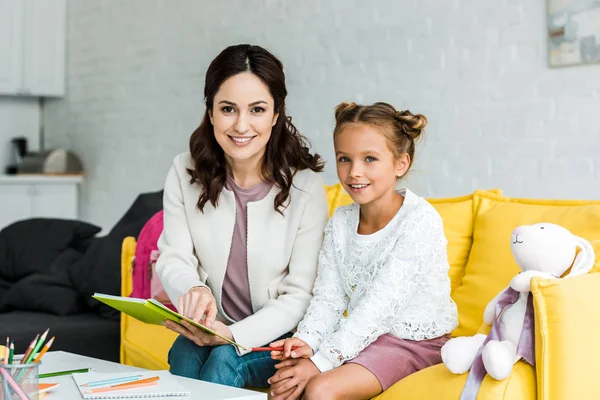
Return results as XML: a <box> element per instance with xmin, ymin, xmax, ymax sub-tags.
<box><xmin>547</xmin><ymin>0</ymin><xmax>600</xmax><ymax>67</ymax></box>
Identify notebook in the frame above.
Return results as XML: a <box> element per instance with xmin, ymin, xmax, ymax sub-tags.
<box><xmin>72</xmin><ymin>370</ymin><xmax>190</xmax><ymax>399</ymax></box>
<box><xmin>92</xmin><ymin>293</ymin><xmax>245</xmax><ymax>349</ymax></box>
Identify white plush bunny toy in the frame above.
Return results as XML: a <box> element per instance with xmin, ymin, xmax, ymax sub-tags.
<box><xmin>441</xmin><ymin>223</ymin><xmax>595</xmax><ymax>400</ymax></box>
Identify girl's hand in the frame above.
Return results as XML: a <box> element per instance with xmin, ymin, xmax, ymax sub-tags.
<box><xmin>164</xmin><ymin>320</ymin><xmax>233</xmax><ymax>346</ymax></box>
<box><xmin>269</xmin><ymin>338</ymin><xmax>313</xmax><ymax>360</ymax></box>
<box><xmin>177</xmin><ymin>286</ymin><xmax>217</xmax><ymax>328</ymax></box>
<box><xmin>268</xmin><ymin>358</ymin><xmax>320</xmax><ymax>400</ymax></box>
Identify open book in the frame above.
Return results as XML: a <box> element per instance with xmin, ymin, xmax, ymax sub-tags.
<box><xmin>92</xmin><ymin>293</ymin><xmax>245</xmax><ymax>349</ymax></box>
<box><xmin>72</xmin><ymin>370</ymin><xmax>189</xmax><ymax>399</ymax></box>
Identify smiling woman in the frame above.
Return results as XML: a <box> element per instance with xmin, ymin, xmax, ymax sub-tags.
<box><xmin>154</xmin><ymin>44</ymin><xmax>329</xmax><ymax>390</ymax></box>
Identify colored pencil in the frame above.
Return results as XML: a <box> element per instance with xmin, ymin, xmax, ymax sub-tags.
<box><xmin>33</xmin><ymin>337</ymin><xmax>54</xmax><ymax>363</ymax></box>
<box><xmin>1</xmin><ymin>343</ymin><xmax>9</xmax><ymax>398</ymax></box>
<box><xmin>87</xmin><ymin>381</ymin><xmax>158</xmax><ymax>394</ymax></box>
<box><xmin>7</xmin><ymin>343</ymin><xmax>13</xmax><ymax>364</ymax></box>
<box><xmin>20</xmin><ymin>335</ymin><xmax>38</xmax><ymax>364</ymax></box>
<box><xmin>81</xmin><ymin>374</ymin><xmax>143</xmax><ymax>387</ymax></box>
<box><xmin>251</xmin><ymin>346</ymin><xmax>302</xmax><ymax>352</ymax></box>
<box><xmin>39</xmin><ymin>367</ymin><xmax>92</xmax><ymax>378</ymax></box>
<box><xmin>106</xmin><ymin>376</ymin><xmax>159</xmax><ymax>388</ymax></box>
<box><xmin>1</xmin><ymin>339</ymin><xmax>9</xmax><ymax>399</ymax></box>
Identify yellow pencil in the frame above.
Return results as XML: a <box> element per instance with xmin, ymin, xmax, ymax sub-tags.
<box><xmin>3</xmin><ymin>338</ymin><xmax>8</xmax><ymax>364</ymax></box>
<box><xmin>33</xmin><ymin>337</ymin><xmax>55</xmax><ymax>363</ymax></box>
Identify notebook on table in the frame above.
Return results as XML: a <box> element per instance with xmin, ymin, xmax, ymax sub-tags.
<box><xmin>72</xmin><ymin>370</ymin><xmax>190</xmax><ymax>399</ymax></box>
<box><xmin>92</xmin><ymin>293</ymin><xmax>245</xmax><ymax>349</ymax></box>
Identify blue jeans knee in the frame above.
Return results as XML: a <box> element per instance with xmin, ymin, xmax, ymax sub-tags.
<box><xmin>200</xmin><ymin>344</ymin><xmax>247</xmax><ymax>387</ymax></box>
<box><xmin>168</xmin><ymin>335</ymin><xmax>211</xmax><ymax>379</ymax></box>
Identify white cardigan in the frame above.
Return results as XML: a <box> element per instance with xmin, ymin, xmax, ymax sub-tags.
<box><xmin>156</xmin><ymin>153</ymin><xmax>329</xmax><ymax>353</ymax></box>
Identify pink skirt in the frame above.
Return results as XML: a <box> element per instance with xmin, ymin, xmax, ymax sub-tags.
<box><xmin>345</xmin><ymin>334</ymin><xmax>449</xmax><ymax>390</ymax></box>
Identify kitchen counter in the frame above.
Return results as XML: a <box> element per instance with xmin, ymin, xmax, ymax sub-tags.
<box><xmin>0</xmin><ymin>174</ymin><xmax>83</xmax><ymax>184</ymax></box>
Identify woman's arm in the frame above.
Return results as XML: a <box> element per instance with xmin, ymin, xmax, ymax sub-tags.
<box><xmin>155</xmin><ymin>158</ymin><xmax>207</xmax><ymax>309</ymax></box>
<box><xmin>228</xmin><ymin>178</ymin><xmax>329</xmax><ymax>353</ymax></box>
<box><xmin>310</xmin><ymin>210</ymin><xmax>449</xmax><ymax>372</ymax></box>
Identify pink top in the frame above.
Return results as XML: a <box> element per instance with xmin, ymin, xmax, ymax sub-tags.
<box><xmin>221</xmin><ymin>176</ymin><xmax>274</xmax><ymax>322</ymax></box>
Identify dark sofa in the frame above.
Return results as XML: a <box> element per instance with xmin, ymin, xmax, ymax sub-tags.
<box><xmin>0</xmin><ymin>191</ymin><xmax>163</xmax><ymax>362</ymax></box>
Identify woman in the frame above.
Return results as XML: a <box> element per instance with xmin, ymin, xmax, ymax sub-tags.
<box><xmin>155</xmin><ymin>44</ymin><xmax>329</xmax><ymax>389</ymax></box>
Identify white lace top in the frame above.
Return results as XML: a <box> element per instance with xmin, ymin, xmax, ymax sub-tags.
<box><xmin>295</xmin><ymin>188</ymin><xmax>458</xmax><ymax>372</ymax></box>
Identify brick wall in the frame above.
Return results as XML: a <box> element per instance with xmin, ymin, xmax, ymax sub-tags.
<box><xmin>43</xmin><ymin>0</ymin><xmax>600</xmax><ymax>230</ymax></box>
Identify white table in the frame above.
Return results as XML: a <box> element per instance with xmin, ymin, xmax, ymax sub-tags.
<box><xmin>38</xmin><ymin>351</ymin><xmax>267</xmax><ymax>399</ymax></box>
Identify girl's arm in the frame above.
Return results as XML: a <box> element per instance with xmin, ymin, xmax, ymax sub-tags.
<box><xmin>310</xmin><ymin>210</ymin><xmax>449</xmax><ymax>372</ymax></box>
<box><xmin>293</xmin><ymin>217</ymin><xmax>349</xmax><ymax>353</ymax></box>
<box><xmin>155</xmin><ymin>159</ymin><xmax>206</xmax><ymax>304</ymax></box>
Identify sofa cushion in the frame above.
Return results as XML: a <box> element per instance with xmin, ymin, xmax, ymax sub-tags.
<box><xmin>372</xmin><ymin>361</ymin><xmax>535</xmax><ymax>400</ymax></box>
<box><xmin>0</xmin><ymin>272</ymin><xmax>85</xmax><ymax>316</ymax></box>
<box><xmin>0</xmin><ymin>248</ymin><xmax>85</xmax><ymax>315</ymax></box>
<box><xmin>0</xmin><ymin>218</ymin><xmax>100</xmax><ymax>282</ymax></box>
<box><xmin>427</xmin><ymin>191</ymin><xmax>501</xmax><ymax>294</ymax></box>
<box><xmin>451</xmin><ymin>191</ymin><xmax>600</xmax><ymax>336</ymax></box>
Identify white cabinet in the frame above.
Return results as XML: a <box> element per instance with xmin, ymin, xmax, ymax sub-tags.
<box><xmin>0</xmin><ymin>0</ymin><xmax>66</xmax><ymax>96</ymax></box>
<box><xmin>0</xmin><ymin>175</ymin><xmax>81</xmax><ymax>229</ymax></box>
<box><xmin>0</xmin><ymin>0</ymin><xmax>23</xmax><ymax>93</ymax></box>
<box><xmin>0</xmin><ymin>185</ymin><xmax>32</xmax><ymax>229</ymax></box>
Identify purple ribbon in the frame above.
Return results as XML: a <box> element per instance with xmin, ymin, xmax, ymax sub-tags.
<box><xmin>460</xmin><ymin>287</ymin><xmax>535</xmax><ymax>400</ymax></box>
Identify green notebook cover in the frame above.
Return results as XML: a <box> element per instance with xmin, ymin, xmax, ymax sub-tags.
<box><xmin>92</xmin><ymin>293</ymin><xmax>245</xmax><ymax>349</ymax></box>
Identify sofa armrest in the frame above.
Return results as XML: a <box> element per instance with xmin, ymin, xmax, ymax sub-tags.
<box><xmin>121</xmin><ymin>237</ymin><xmax>137</xmax><ymax>297</ymax></box>
<box><xmin>531</xmin><ymin>273</ymin><xmax>600</xmax><ymax>400</ymax></box>
<box><xmin>120</xmin><ymin>237</ymin><xmax>137</xmax><ymax>364</ymax></box>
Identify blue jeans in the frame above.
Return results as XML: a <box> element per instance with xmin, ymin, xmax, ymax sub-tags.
<box><xmin>168</xmin><ymin>333</ymin><xmax>292</xmax><ymax>388</ymax></box>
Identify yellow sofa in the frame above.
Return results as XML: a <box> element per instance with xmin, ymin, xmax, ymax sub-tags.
<box><xmin>120</xmin><ymin>185</ymin><xmax>600</xmax><ymax>399</ymax></box>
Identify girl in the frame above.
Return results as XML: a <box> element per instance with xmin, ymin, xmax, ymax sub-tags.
<box><xmin>267</xmin><ymin>102</ymin><xmax>458</xmax><ymax>400</ymax></box>
<box><xmin>156</xmin><ymin>45</ymin><xmax>329</xmax><ymax>388</ymax></box>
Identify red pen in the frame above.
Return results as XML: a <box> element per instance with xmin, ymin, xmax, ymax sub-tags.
<box><xmin>251</xmin><ymin>346</ymin><xmax>302</xmax><ymax>352</ymax></box>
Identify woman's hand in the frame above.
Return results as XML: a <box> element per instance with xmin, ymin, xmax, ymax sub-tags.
<box><xmin>270</xmin><ymin>337</ymin><xmax>313</xmax><ymax>360</ymax></box>
<box><xmin>268</xmin><ymin>358</ymin><xmax>320</xmax><ymax>400</ymax></box>
<box><xmin>164</xmin><ymin>319</ymin><xmax>233</xmax><ymax>346</ymax></box>
<box><xmin>177</xmin><ymin>286</ymin><xmax>217</xmax><ymax>328</ymax></box>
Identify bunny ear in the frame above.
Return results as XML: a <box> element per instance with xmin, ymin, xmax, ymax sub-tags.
<box><xmin>566</xmin><ymin>236</ymin><xmax>595</xmax><ymax>277</ymax></box>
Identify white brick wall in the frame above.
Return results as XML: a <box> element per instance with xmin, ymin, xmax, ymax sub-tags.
<box><xmin>43</xmin><ymin>0</ymin><xmax>600</xmax><ymax>230</ymax></box>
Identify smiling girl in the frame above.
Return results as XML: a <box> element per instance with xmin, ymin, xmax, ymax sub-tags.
<box><xmin>155</xmin><ymin>45</ymin><xmax>329</xmax><ymax>388</ymax></box>
<box><xmin>268</xmin><ymin>102</ymin><xmax>458</xmax><ymax>400</ymax></box>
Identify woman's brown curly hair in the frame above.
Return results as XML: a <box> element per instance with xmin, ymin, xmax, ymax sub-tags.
<box><xmin>188</xmin><ymin>45</ymin><xmax>324</xmax><ymax>213</ymax></box>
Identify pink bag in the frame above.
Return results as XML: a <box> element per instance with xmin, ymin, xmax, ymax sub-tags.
<box><xmin>129</xmin><ymin>210</ymin><xmax>175</xmax><ymax>311</ymax></box>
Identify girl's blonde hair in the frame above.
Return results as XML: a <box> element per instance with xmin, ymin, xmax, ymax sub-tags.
<box><xmin>333</xmin><ymin>102</ymin><xmax>427</xmax><ymax>171</ymax></box>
